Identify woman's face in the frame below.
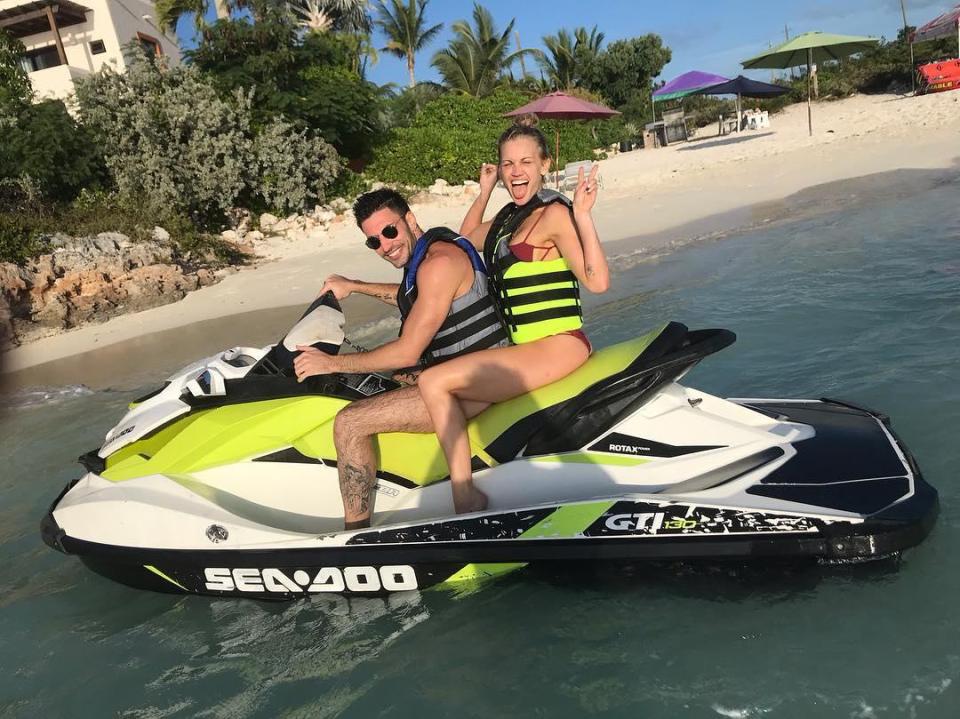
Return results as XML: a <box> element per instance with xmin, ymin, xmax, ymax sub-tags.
<box><xmin>499</xmin><ymin>137</ymin><xmax>550</xmax><ymax>205</ymax></box>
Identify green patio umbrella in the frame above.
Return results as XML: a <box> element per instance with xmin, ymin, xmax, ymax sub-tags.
<box><xmin>741</xmin><ymin>31</ymin><xmax>880</xmax><ymax>135</ymax></box>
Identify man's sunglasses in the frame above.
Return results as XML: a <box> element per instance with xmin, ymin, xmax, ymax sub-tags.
<box><xmin>365</xmin><ymin>223</ymin><xmax>399</xmax><ymax>250</ymax></box>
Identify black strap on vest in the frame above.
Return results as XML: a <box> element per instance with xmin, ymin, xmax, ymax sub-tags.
<box><xmin>483</xmin><ymin>191</ymin><xmax>581</xmax><ymax>332</ymax></box>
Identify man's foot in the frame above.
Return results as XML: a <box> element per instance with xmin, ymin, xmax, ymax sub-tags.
<box><xmin>452</xmin><ymin>482</ymin><xmax>488</xmax><ymax>514</ymax></box>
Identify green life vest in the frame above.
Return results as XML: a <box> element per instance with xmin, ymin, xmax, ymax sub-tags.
<box><xmin>483</xmin><ymin>190</ymin><xmax>583</xmax><ymax>344</ymax></box>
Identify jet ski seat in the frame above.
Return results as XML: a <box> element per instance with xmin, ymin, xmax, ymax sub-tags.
<box><xmin>100</xmin><ymin>323</ymin><xmax>734</xmax><ymax>488</ymax></box>
<box><xmin>295</xmin><ymin>321</ymin><xmax>735</xmax><ymax>485</ymax></box>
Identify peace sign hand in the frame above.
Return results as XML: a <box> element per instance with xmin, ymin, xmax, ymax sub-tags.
<box><xmin>573</xmin><ymin>164</ymin><xmax>600</xmax><ymax>216</ymax></box>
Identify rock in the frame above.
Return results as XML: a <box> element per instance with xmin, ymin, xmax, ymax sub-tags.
<box><xmin>315</xmin><ymin>209</ymin><xmax>336</xmax><ymax>225</ymax></box>
<box><xmin>245</xmin><ymin>230</ymin><xmax>264</xmax><ymax>243</ymax></box>
<box><xmin>0</xmin><ymin>233</ymin><xmax>231</xmax><ymax>344</ymax></box>
<box><xmin>152</xmin><ymin>226</ymin><xmax>171</xmax><ymax>243</ymax></box>
<box><xmin>259</xmin><ymin>213</ymin><xmax>279</xmax><ymax>232</ymax></box>
<box><xmin>329</xmin><ymin>197</ymin><xmax>351</xmax><ymax>213</ymax></box>
<box><xmin>428</xmin><ymin>178</ymin><xmax>449</xmax><ymax>195</ymax></box>
<box><xmin>221</xmin><ymin>230</ymin><xmax>239</xmax><ymax>243</ymax></box>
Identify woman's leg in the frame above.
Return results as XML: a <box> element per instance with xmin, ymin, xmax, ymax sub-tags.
<box><xmin>418</xmin><ymin>334</ymin><xmax>590</xmax><ymax>513</ymax></box>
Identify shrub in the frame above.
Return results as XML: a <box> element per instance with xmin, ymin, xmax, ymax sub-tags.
<box><xmin>187</xmin><ymin>15</ymin><xmax>383</xmax><ymax>160</ymax></box>
<box><xmin>0</xmin><ymin>99</ymin><xmax>106</xmax><ymax>201</ymax></box>
<box><xmin>74</xmin><ymin>54</ymin><xmax>341</xmax><ymax>226</ymax></box>
<box><xmin>0</xmin><ymin>188</ymin><xmax>239</xmax><ymax>265</ymax></box>
<box><xmin>75</xmin><ymin>58</ymin><xmax>253</xmax><ymax>227</ymax></box>
<box><xmin>252</xmin><ymin>117</ymin><xmax>340</xmax><ymax>213</ymax></box>
<box><xmin>367</xmin><ymin>87</ymin><xmax>602</xmax><ymax>187</ymax></box>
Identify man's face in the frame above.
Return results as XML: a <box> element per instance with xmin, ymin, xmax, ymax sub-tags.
<box><xmin>360</xmin><ymin>208</ymin><xmax>416</xmax><ymax>269</ymax></box>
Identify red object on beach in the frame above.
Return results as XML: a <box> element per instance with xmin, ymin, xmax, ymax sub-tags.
<box><xmin>917</xmin><ymin>59</ymin><xmax>960</xmax><ymax>94</ymax></box>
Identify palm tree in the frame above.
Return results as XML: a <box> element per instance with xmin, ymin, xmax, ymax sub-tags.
<box><xmin>539</xmin><ymin>25</ymin><xmax>604</xmax><ymax>90</ymax></box>
<box><xmin>540</xmin><ymin>29</ymin><xmax>576</xmax><ymax>89</ymax></box>
<box><xmin>286</xmin><ymin>0</ymin><xmax>371</xmax><ymax>34</ymax></box>
<box><xmin>373</xmin><ymin>0</ymin><xmax>443</xmax><ymax>89</ymax></box>
<box><xmin>155</xmin><ymin>0</ymin><xmax>231</xmax><ymax>32</ymax></box>
<box><xmin>431</xmin><ymin>3</ymin><xmax>537</xmax><ymax>97</ymax></box>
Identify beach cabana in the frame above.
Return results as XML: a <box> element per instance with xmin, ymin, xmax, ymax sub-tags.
<box><xmin>687</xmin><ymin>75</ymin><xmax>791</xmax><ymax>132</ymax></box>
<box><xmin>504</xmin><ymin>91</ymin><xmax>620</xmax><ymax>187</ymax></box>
<box><xmin>741</xmin><ymin>32</ymin><xmax>879</xmax><ymax>136</ymax></box>
<box><xmin>652</xmin><ymin>71</ymin><xmax>730</xmax><ymax>102</ymax></box>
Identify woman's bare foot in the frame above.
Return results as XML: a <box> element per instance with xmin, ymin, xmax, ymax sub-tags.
<box><xmin>452</xmin><ymin>481</ymin><xmax>488</xmax><ymax>514</ymax></box>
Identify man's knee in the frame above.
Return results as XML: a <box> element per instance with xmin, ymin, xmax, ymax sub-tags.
<box><xmin>333</xmin><ymin>403</ymin><xmax>370</xmax><ymax>446</ymax></box>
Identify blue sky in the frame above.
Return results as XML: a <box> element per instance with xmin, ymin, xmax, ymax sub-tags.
<box><xmin>176</xmin><ymin>0</ymin><xmax>952</xmax><ymax>87</ymax></box>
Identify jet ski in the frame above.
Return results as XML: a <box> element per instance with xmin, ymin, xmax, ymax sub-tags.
<box><xmin>41</xmin><ymin>294</ymin><xmax>938</xmax><ymax>599</ymax></box>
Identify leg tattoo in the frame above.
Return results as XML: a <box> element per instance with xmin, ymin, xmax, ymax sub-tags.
<box><xmin>340</xmin><ymin>461</ymin><xmax>373</xmax><ymax>524</ymax></box>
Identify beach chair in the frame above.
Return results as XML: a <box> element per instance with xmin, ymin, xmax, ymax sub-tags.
<box><xmin>560</xmin><ymin>161</ymin><xmax>600</xmax><ymax>192</ymax></box>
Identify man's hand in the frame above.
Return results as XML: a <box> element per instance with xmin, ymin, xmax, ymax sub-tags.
<box><xmin>478</xmin><ymin>163</ymin><xmax>498</xmax><ymax>195</ymax></box>
<box><xmin>294</xmin><ymin>346</ymin><xmax>339</xmax><ymax>382</ymax></box>
<box><xmin>319</xmin><ymin>274</ymin><xmax>355</xmax><ymax>300</ymax></box>
<box><xmin>572</xmin><ymin>164</ymin><xmax>600</xmax><ymax>217</ymax></box>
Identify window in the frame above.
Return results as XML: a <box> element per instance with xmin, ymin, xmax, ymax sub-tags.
<box><xmin>136</xmin><ymin>32</ymin><xmax>162</xmax><ymax>58</ymax></box>
<box><xmin>20</xmin><ymin>45</ymin><xmax>62</xmax><ymax>73</ymax></box>
<box><xmin>90</xmin><ymin>40</ymin><xmax>106</xmax><ymax>55</ymax></box>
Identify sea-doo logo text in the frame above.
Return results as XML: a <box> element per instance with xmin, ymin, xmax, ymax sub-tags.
<box><xmin>608</xmin><ymin>444</ymin><xmax>650</xmax><ymax>454</ymax></box>
<box><xmin>203</xmin><ymin>565</ymin><xmax>418</xmax><ymax>593</ymax></box>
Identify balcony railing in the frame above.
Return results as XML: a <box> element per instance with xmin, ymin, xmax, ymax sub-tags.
<box><xmin>28</xmin><ymin>63</ymin><xmax>89</xmax><ymax>101</ymax></box>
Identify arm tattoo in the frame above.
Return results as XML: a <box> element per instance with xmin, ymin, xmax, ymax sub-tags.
<box><xmin>586</xmin><ymin>263</ymin><xmax>595</xmax><ymax>278</ymax></box>
<box><xmin>376</xmin><ymin>291</ymin><xmax>398</xmax><ymax>306</ymax></box>
<box><xmin>341</xmin><ymin>462</ymin><xmax>373</xmax><ymax>516</ymax></box>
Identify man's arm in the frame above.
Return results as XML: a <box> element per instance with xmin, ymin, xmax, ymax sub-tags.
<box><xmin>319</xmin><ymin>274</ymin><xmax>400</xmax><ymax>306</ymax></box>
<box><xmin>296</xmin><ymin>248</ymin><xmax>468</xmax><ymax>378</ymax></box>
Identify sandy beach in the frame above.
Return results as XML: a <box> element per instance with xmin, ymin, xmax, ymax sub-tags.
<box><xmin>3</xmin><ymin>90</ymin><xmax>959</xmax><ymax>385</ymax></box>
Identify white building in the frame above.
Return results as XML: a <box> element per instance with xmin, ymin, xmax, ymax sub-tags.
<box><xmin>0</xmin><ymin>0</ymin><xmax>181</xmax><ymax>102</ymax></box>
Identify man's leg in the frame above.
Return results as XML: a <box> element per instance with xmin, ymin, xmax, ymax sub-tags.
<box><xmin>333</xmin><ymin>384</ymin><xmax>488</xmax><ymax>529</ymax></box>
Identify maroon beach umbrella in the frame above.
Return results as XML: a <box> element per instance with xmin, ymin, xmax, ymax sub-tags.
<box><xmin>504</xmin><ymin>92</ymin><xmax>620</xmax><ymax>186</ymax></box>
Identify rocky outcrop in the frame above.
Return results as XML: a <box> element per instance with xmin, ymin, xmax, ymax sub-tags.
<box><xmin>0</xmin><ymin>233</ymin><xmax>218</xmax><ymax>346</ymax></box>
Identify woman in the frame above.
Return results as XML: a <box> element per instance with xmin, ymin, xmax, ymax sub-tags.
<box><xmin>418</xmin><ymin>119</ymin><xmax>610</xmax><ymax>514</ymax></box>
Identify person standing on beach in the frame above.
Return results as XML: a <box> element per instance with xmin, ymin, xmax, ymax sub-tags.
<box><xmin>293</xmin><ymin>188</ymin><xmax>507</xmax><ymax>529</ymax></box>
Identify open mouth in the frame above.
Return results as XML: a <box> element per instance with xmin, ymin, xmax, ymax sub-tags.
<box><xmin>510</xmin><ymin>179</ymin><xmax>530</xmax><ymax>199</ymax></box>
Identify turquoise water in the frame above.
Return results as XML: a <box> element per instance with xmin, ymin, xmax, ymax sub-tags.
<box><xmin>2</xmin><ymin>171</ymin><xmax>959</xmax><ymax>718</ymax></box>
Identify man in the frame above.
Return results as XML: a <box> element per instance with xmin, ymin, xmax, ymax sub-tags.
<box><xmin>294</xmin><ymin>189</ymin><xmax>507</xmax><ymax>529</ymax></box>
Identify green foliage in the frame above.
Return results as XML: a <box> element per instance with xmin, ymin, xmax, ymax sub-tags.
<box><xmin>0</xmin><ymin>30</ymin><xmax>31</xmax><ymax>111</ymax></box>
<box><xmin>366</xmin><ymin>87</ymin><xmax>601</xmax><ymax>187</ymax></box>
<box><xmin>74</xmin><ymin>53</ymin><xmax>340</xmax><ymax>225</ymax></box>
<box><xmin>382</xmin><ymin>82</ymin><xmax>445</xmax><ymax>128</ymax></box>
<box><xmin>286</xmin><ymin>0</ymin><xmax>372</xmax><ymax>34</ymax></box>
<box><xmin>252</xmin><ymin>117</ymin><xmax>340</xmax><ymax>211</ymax></box>
<box><xmin>0</xmin><ymin>100</ymin><xmax>106</xmax><ymax>202</ymax></box>
<box><xmin>583</xmin><ymin>35</ymin><xmax>672</xmax><ymax>123</ymax></box>
<box><xmin>776</xmin><ymin>31</ymin><xmax>958</xmax><ymax>101</ymax></box>
<box><xmin>75</xmin><ymin>58</ymin><xmax>253</xmax><ymax>226</ymax></box>
<box><xmin>0</xmin><ymin>187</ymin><xmax>240</xmax><ymax>265</ymax></box>
<box><xmin>539</xmin><ymin>26</ymin><xmax>604</xmax><ymax>90</ymax></box>
<box><xmin>187</xmin><ymin>13</ymin><xmax>383</xmax><ymax>158</ymax></box>
<box><xmin>431</xmin><ymin>3</ymin><xmax>538</xmax><ymax>97</ymax></box>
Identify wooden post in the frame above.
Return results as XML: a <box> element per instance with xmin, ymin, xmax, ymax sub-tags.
<box><xmin>45</xmin><ymin>4</ymin><xmax>68</xmax><ymax>66</ymax></box>
<box><xmin>807</xmin><ymin>48</ymin><xmax>813</xmax><ymax>136</ymax></box>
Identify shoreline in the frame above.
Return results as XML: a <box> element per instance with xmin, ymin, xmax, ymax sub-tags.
<box><xmin>2</xmin><ymin>92</ymin><xmax>959</xmax><ymax>388</ymax></box>
<box><xmin>3</xmin><ymin>164</ymin><xmax>957</xmax><ymax>393</ymax></box>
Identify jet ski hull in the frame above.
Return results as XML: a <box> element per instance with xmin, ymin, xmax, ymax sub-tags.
<box><xmin>38</xmin><ymin>312</ymin><xmax>940</xmax><ymax>600</ymax></box>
